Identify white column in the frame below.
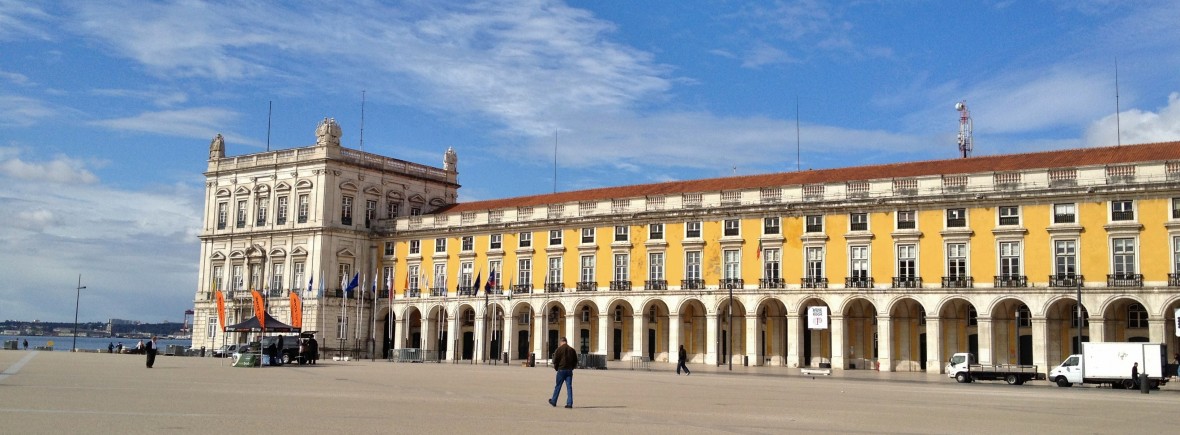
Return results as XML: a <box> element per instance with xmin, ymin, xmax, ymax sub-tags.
<box><xmin>1089</xmin><ymin>318</ymin><xmax>1105</xmax><ymax>343</ymax></box>
<box><xmin>532</xmin><ymin>309</ymin><xmax>545</xmax><ymax>358</ymax></box>
<box><xmin>976</xmin><ymin>318</ymin><xmax>993</xmax><ymax>365</ymax></box>
<box><xmin>925</xmin><ymin>317</ymin><xmax>942</xmax><ymax>374</ymax></box>
<box><xmin>830</xmin><ymin>315</ymin><xmax>845</xmax><ymax>369</ymax></box>
<box><xmin>446</xmin><ymin>309</ymin><xmax>459</xmax><ymax>361</ymax></box>
<box><xmin>597</xmin><ymin>311</ymin><xmax>610</xmax><ymax>356</ymax></box>
<box><xmin>705</xmin><ymin>313</ymin><xmax>718</xmax><ymax>365</ymax></box>
<box><xmin>393</xmin><ymin>310</ymin><xmax>407</xmax><ymax>350</ymax></box>
<box><xmin>668</xmin><ymin>313</ymin><xmax>680</xmax><ymax>363</ymax></box>
<box><xmin>565</xmin><ymin>312</ymin><xmax>577</xmax><ymax>355</ymax></box>
<box><xmin>474</xmin><ymin>307</ymin><xmax>487</xmax><ymax>363</ymax></box>
<box><xmin>745</xmin><ymin>314</ymin><xmax>759</xmax><ymax>366</ymax></box>
<box><xmin>632</xmin><ymin>312</ymin><xmax>645</xmax><ymax>360</ymax></box>
<box><xmin>1031</xmin><ymin>317</ymin><xmax>1049</xmax><ymax>377</ymax></box>
<box><xmin>787</xmin><ymin>315</ymin><xmax>801</xmax><ymax>368</ymax></box>
<box><xmin>877</xmin><ymin>317</ymin><xmax>893</xmax><ymax>372</ymax></box>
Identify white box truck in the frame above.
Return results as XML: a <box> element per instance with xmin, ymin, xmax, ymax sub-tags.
<box><xmin>1048</xmin><ymin>342</ymin><xmax>1169</xmax><ymax>388</ymax></box>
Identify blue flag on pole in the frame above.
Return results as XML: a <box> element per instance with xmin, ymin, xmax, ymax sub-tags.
<box><xmin>472</xmin><ymin>273</ymin><xmax>482</xmax><ymax>296</ymax></box>
<box><xmin>344</xmin><ymin>273</ymin><xmax>359</xmax><ymax>297</ymax></box>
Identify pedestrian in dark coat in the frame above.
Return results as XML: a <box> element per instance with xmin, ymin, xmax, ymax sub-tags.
<box><xmin>145</xmin><ymin>336</ymin><xmax>158</xmax><ymax>368</ymax></box>
<box><xmin>548</xmin><ymin>337</ymin><xmax>578</xmax><ymax>408</ymax></box>
<box><xmin>676</xmin><ymin>345</ymin><xmax>691</xmax><ymax>375</ymax></box>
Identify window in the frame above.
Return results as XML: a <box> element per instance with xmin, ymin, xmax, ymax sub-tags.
<box><xmin>519</xmin><ymin>232</ymin><xmax>532</xmax><ymax>248</ymax></box>
<box><xmin>686</xmin><ymin>221</ymin><xmax>702</xmax><ymax>238</ymax></box>
<box><xmin>337</xmin><ymin>316</ymin><xmax>348</xmax><ymax>340</ymax></box>
<box><xmin>410</xmin><ymin>207</ymin><xmax>421</xmax><ymax>216</ymax></box>
<box><xmin>897</xmin><ymin>245</ymin><xmax>916</xmax><ymax>278</ymax></box>
<box><xmin>236</xmin><ymin>200</ymin><xmax>247</xmax><ymax>228</ymax></box>
<box><xmin>723</xmin><ymin>249</ymin><xmax>741</xmax><ymax>281</ymax></box>
<box><xmin>806</xmin><ymin>247</ymin><xmax>824</xmax><ymax>279</ymax></box>
<box><xmin>614</xmin><ymin>225</ymin><xmax>629</xmax><ymax>242</ymax></box>
<box><xmin>461</xmin><ymin>236</ymin><xmax>473</xmax><ymax>251</ymax></box>
<box><xmin>1127</xmin><ymin>303</ymin><xmax>1147</xmax><ymax>328</ymax></box>
<box><xmin>518</xmin><ymin>259</ymin><xmax>532</xmax><ymax>286</ymax></box>
<box><xmin>998</xmin><ymin>206</ymin><xmax>1019</xmax><ymax>226</ymax></box>
<box><xmin>217</xmin><ymin>202</ymin><xmax>228</xmax><ymax>229</ymax></box>
<box><xmin>1174</xmin><ymin>236</ymin><xmax>1180</xmax><ymax>274</ymax></box>
<box><xmin>435</xmin><ymin>238</ymin><xmax>447</xmax><ymax>253</ymax></box>
<box><xmin>1053</xmin><ymin>203</ymin><xmax>1076</xmax><ymax>224</ymax></box>
<box><xmin>297</xmin><ymin>194</ymin><xmax>309</xmax><ymax>223</ymax></box>
<box><xmin>1071</xmin><ymin>306</ymin><xmax>1089</xmax><ymax>328</ymax></box>
<box><xmin>341</xmin><ymin>195</ymin><xmax>353</xmax><ymax>225</ymax></box>
<box><xmin>250</xmin><ymin>264</ymin><xmax>262</xmax><ymax>290</ymax></box>
<box><xmin>850</xmin><ymin>213</ymin><xmax>867</xmax><ymax>231</ymax></box>
<box><xmin>614</xmin><ymin>253</ymin><xmax>628</xmax><ymax>282</ymax></box>
<box><xmin>723</xmin><ymin>219</ymin><xmax>740</xmax><ymax>237</ymax></box>
<box><xmin>271</xmin><ymin>263</ymin><xmax>284</xmax><ymax>291</ymax></box>
<box><xmin>1173</xmin><ymin>198</ymin><xmax>1180</xmax><ymax>219</ymax></box>
<box><xmin>365</xmin><ymin>200</ymin><xmax>376</xmax><ymax>228</ymax></box>
<box><xmin>947</xmin><ymin>243</ymin><xmax>966</xmax><ymax>278</ymax></box>
<box><xmin>231</xmin><ymin>265</ymin><xmax>244</xmax><ymax>291</ymax></box>
<box><xmin>409</xmin><ymin>240</ymin><xmax>421</xmax><ymax>255</ymax></box>
<box><xmin>850</xmin><ymin>246</ymin><xmax>869</xmax><ymax>279</ymax></box>
<box><xmin>1055</xmin><ymin>240</ymin><xmax>1077</xmax><ymax>277</ymax></box>
<box><xmin>581</xmin><ymin>228</ymin><xmax>595</xmax><ymax>244</ymax></box>
<box><xmin>433</xmin><ymin>264</ymin><xmax>447</xmax><ymax>289</ymax></box>
<box><xmin>805</xmin><ymin>215</ymin><xmax>823</xmax><ymax>233</ymax></box>
<box><xmin>490</xmin><ymin>234</ymin><xmax>502</xmax><ymax>250</ymax></box>
<box><xmin>580</xmin><ymin>255</ymin><xmax>595</xmax><ymax>283</ymax></box>
<box><xmin>897</xmin><ymin>211</ymin><xmax>916</xmax><ymax>230</ymax></box>
<box><xmin>946</xmin><ymin>208</ymin><xmax>966</xmax><ymax>228</ymax></box>
<box><xmin>207</xmin><ymin>317</ymin><xmax>217</xmax><ymax>338</ymax></box>
<box><xmin>685</xmin><ymin>251</ymin><xmax>702</xmax><ymax>281</ymax></box>
<box><xmin>763</xmin><ymin>248</ymin><xmax>781</xmax><ymax>281</ymax></box>
<box><xmin>649</xmin><ymin>223</ymin><xmax>664</xmax><ymax>240</ymax></box>
<box><xmin>408</xmin><ymin>265</ymin><xmax>420</xmax><ymax>290</ymax></box>
<box><xmin>549</xmin><ymin>229</ymin><xmax>562</xmax><ymax>246</ymax></box>
<box><xmin>211</xmin><ymin>265</ymin><xmax>223</xmax><ymax>291</ymax></box>
<box><xmin>1112</xmin><ymin>238</ymin><xmax>1136</xmax><ymax>276</ymax></box>
<box><xmin>292</xmin><ymin>262</ymin><xmax>304</xmax><ymax>290</ymax></box>
<box><xmin>1111</xmin><ymin>200</ymin><xmax>1134</xmax><ymax>221</ymax></box>
<box><xmin>276</xmin><ymin>196</ymin><xmax>288</xmax><ymax>225</ymax></box>
<box><xmin>487</xmin><ymin>261</ymin><xmax>500</xmax><ymax>287</ymax></box>
<box><xmin>256</xmin><ymin>198</ymin><xmax>268</xmax><ymax>226</ymax></box>
<box><xmin>337</xmin><ymin>263</ymin><xmax>351</xmax><ymax>292</ymax></box>
<box><xmin>763</xmin><ymin>217</ymin><xmax>781</xmax><ymax>235</ymax></box>
<box><xmin>384</xmin><ymin>241</ymin><xmax>394</xmax><ymax>256</ymax></box>
<box><xmin>547</xmin><ymin>257</ymin><xmax>562</xmax><ymax>285</ymax></box>
<box><xmin>1015</xmin><ymin>306</ymin><xmax>1031</xmax><ymax>327</ymax></box>
<box><xmin>649</xmin><ymin>252</ymin><xmax>664</xmax><ymax>281</ymax></box>
<box><xmin>460</xmin><ymin>262</ymin><xmax>473</xmax><ymax>288</ymax></box>
<box><xmin>999</xmin><ymin>241</ymin><xmax>1021</xmax><ymax>277</ymax></box>
<box><xmin>386</xmin><ymin>201</ymin><xmax>399</xmax><ymax>219</ymax></box>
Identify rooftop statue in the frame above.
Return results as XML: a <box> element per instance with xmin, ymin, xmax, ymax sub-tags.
<box><xmin>316</xmin><ymin>118</ymin><xmax>342</xmax><ymax>147</ymax></box>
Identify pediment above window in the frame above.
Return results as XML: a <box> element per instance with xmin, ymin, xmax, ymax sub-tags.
<box><xmin>339</xmin><ymin>181</ymin><xmax>359</xmax><ymax>192</ymax></box>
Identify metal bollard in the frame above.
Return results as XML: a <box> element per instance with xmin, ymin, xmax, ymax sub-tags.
<box><xmin>1140</xmin><ymin>373</ymin><xmax>1150</xmax><ymax>394</ymax></box>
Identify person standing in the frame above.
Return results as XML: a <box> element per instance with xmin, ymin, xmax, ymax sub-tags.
<box><xmin>116</xmin><ymin>342</ymin><xmax>123</xmax><ymax>354</ymax></box>
<box><xmin>145</xmin><ymin>336</ymin><xmax>158</xmax><ymax>368</ymax></box>
<box><xmin>108</xmin><ymin>342</ymin><xmax>114</xmax><ymax>354</ymax></box>
<box><xmin>309</xmin><ymin>336</ymin><xmax>319</xmax><ymax>365</ymax></box>
<box><xmin>676</xmin><ymin>345</ymin><xmax>691</xmax><ymax>376</ymax></box>
<box><xmin>1131</xmin><ymin>361</ymin><xmax>1139</xmax><ymax>386</ymax></box>
<box><xmin>22</xmin><ymin>339</ymin><xmax>28</xmax><ymax>350</ymax></box>
<box><xmin>548</xmin><ymin>337</ymin><xmax>577</xmax><ymax>409</ymax></box>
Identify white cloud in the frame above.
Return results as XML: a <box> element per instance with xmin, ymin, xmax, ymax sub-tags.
<box><xmin>88</xmin><ymin>107</ymin><xmax>261</xmax><ymax>147</ymax></box>
<box><xmin>0</xmin><ymin>0</ymin><xmax>52</xmax><ymax>41</ymax></box>
<box><xmin>0</xmin><ymin>147</ymin><xmax>98</xmax><ymax>184</ymax></box>
<box><xmin>90</xmin><ymin>88</ymin><xmax>188</xmax><ymax>107</ymax></box>
<box><xmin>0</xmin><ymin>95</ymin><xmax>55</xmax><ymax>127</ymax></box>
<box><xmin>0</xmin><ymin>69</ymin><xmax>31</xmax><ymax>86</ymax></box>
<box><xmin>740</xmin><ymin>42</ymin><xmax>794</xmax><ymax>68</ymax></box>
<box><xmin>1084</xmin><ymin>92</ymin><xmax>1180</xmax><ymax>146</ymax></box>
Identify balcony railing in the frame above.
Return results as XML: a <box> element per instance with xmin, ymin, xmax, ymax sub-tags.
<box><xmin>236</xmin><ymin>220</ymin><xmax>246</xmax><ymax>228</ymax></box>
<box><xmin>897</xmin><ymin>221</ymin><xmax>916</xmax><ymax>230</ymax></box>
<box><xmin>576</xmin><ymin>281</ymin><xmax>597</xmax><ymax>292</ymax></box>
<box><xmin>1053</xmin><ymin>214</ymin><xmax>1075</xmax><ymax>224</ymax></box>
<box><xmin>429</xmin><ymin>287</ymin><xmax>447</xmax><ymax>297</ymax></box>
<box><xmin>1107</xmin><ymin>274</ymin><xmax>1142</xmax><ymax>287</ymax></box>
<box><xmin>946</xmin><ymin>218</ymin><xmax>966</xmax><ymax>228</ymax></box>
<box><xmin>217</xmin><ymin>222</ymin><xmax>226</xmax><ymax>230</ymax></box>
<box><xmin>512</xmin><ymin>284</ymin><xmax>532</xmax><ymax>294</ymax></box>
<box><xmin>681</xmin><ymin>279</ymin><xmax>705</xmax><ymax>290</ymax></box>
<box><xmin>850</xmin><ymin>222</ymin><xmax>867</xmax><ymax>231</ymax></box>
<box><xmin>378</xmin><ymin>290</ymin><xmax>390</xmax><ymax>299</ymax></box>
<box><xmin>1111</xmin><ymin>211</ymin><xmax>1135</xmax><ymax>221</ymax></box>
<box><xmin>759</xmin><ymin>278</ymin><xmax>785</xmax><ymax>289</ymax></box>
<box><xmin>406</xmin><ymin>288</ymin><xmax>421</xmax><ymax>298</ymax></box>
<box><xmin>721</xmin><ymin>278</ymin><xmax>744</xmax><ymax>289</ymax></box>
<box><xmin>457</xmin><ymin>286</ymin><xmax>477</xmax><ymax>296</ymax></box>
<box><xmin>342</xmin><ymin>216</ymin><xmax>353</xmax><ymax>226</ymax></box>
<box><xmin>994</xmin><ymin>275</ymin><xmax>1028</xmax><ymax>288</ymax></box>
<box><xmin>609</xmin><ymin>281</ymin><xmax>632</xmax><ymax>291</ymax></box>
<box><xmin>267</xmin><ymin>289</ymin><xmax>284</xmax><ymax>297</ymax></box>
<box><xmin>845</xmin><ymin>277</ymin><xmax>873</xmax><ymax>289</ymax></box>
<box><xmin>801</xmin><ymin>277</ymin><xmax>828</xmax><ymax>289</ymax></box>
<box><xmin>998</xmin><ymin>216</ymin><xmax>1019</xmax><ymax>226</ymax></box>
<box><xmin>941</xmin><ymin>276</ymin><xmax>973</xmax><ymax>288</ymax></box>
<box><xmin>805</xmin><ymin>224</ymin><xmax>823</xmax><ymax>233</ymax></box>
<box><xmin>1170</xmin><ymin>273</ymin><xmax>1180</xmax><ymax>287</ymax></box>
<box><xmin>545</xmin><ymin>283</ymin><xmax>564</xmax><ymax>293</ymax></box>
<box><xmin>1048</xmin><ymin>274</ymin><xmax>1083</xmax><ymax>288</ymax></box>
<box><xmin>892</xmin><ymin>277</ymin><xmax>922</xmax><ymax>288</ymax></box>
<box><xmin>256</xmin><ymin>218</ymin><xmax>266</xmax><ymax>226</ymax></box>
<box><xmin>645</xmin><ymin>280</ymin><xmax>668</xmax><ymax>290</ymax></box>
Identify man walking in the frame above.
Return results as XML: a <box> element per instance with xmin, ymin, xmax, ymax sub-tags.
<box><xmin>548</xmin><ymin>337</ymin><xmax>577</xmax><ymax>409</ymax></box>
<box><xmin>145</xmin><ymin>336</ymin><xmax>158</xmax><ymax>368</ymax></box>
<box><xmin>677</xmin><ymin>344</ymin><xmax>691</xmax><ymax>375</ymax></box>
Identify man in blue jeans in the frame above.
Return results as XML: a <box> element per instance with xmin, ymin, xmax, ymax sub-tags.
<box><xmin>548</xmin><ymin>337</ymin><xmax>578</xmax><ymax>408</ymax></box>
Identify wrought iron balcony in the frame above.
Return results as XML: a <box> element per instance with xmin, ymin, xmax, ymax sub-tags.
<box><xmin>609</xmin><ymin>281</ymin><xmax>632</xmax><ymax>291</ymax></box>
<box><xmin>277</xmin><ymin>217</ymin><xmax>286</xmax><ymax>225</ymax></box>
<box><xmin>217</xmin><ymin>222</ymin><xmax>226</xmax><ymax>230</ymax></box>
<box><xmin>801</xmin><ymin>277</ymin><xmax>828</xmax><ymax>289</ymax></box>
<box><xmin>994</xmin><ymin>275</ymin><xmax>1027</xmax><ymax>288</ymax></box>
<box><xmin>998</xmin><ymin>216</ymin><xmax>1019</xmax><ymax>226</ymax></box>
<box><xmin>759</xmin><ymin>278</ymin><xmax>785</xmax><ymax>289</ymax></box>
<box><xmin>378</xmin><ymin>290</ymin><xmax>390</xmax><ymax>299</ymax></box>
<box><xmin>544</xmin><ymin>282</ymin><xmax>564</xmax><ymax>293</ymax></box>
<box><xmin>946</xmin><ymin>218</ymin><xmax>966</xmax><ymax>228</ymax></box>
<box><xmin>1049</xmin><ymin>274</ymin><xmax>1083</xmax><ymax>288</ymax></box>
<box><xmin>576</xmin><ymin>281</ymin><xmax>597</xmax><ymax>292</ymax></box>
<box><xmin>850</xmin><ymin>222</ymin><xmax>868</xmax><ymax>231</ymax></box>
<box><xmin>721</xmin><ymin>278</ymin><xmax>744</xmax><ymax>289</ymax></box>
<box><xmin>681</xmin><ymin>279</ymin><xmax>704</xmax><ymax>290</ymax></box>
<box><xmin>1053</xmin><ymin>214</ymin><xmax>1075</xmax><ymax>224</ymax></box>
<box><xmin>256</xmin><ymin>218</ymin><xmax>266</xmax><ymax>226</ymax></box>
<box><xmin>845</xmin><ymin>277</ymin><xmax>873</xmax><ymax>289</ymax></box>
<box><xmin>1111</xmin><ymin>211</ymin><xmax>1135</xmax><ymax>221</ymax></box>
<box><xmin>805</xmin><ymin>224</ymin><xmax>823</xmax><ymax>233</ymax></box>
<box><xmin>645</xmin><ymin>280</ymin><xmax>668</xmax><ymax>290</ymax></box>
<box><xmin>342</xmin><ymin>216</ymin><xmax>352</xmax><ymax>226</ymax></box>
<box><xmin>941</xmin><ymin>276</ymin><xmax>973</xmax><ymax>288</ymax></box>
<box><xmin>892</xmin><ymin>277</ymin><xmax>922</xmax><ymax>288</ymax></box>
<box><xmin>457</xmin><ymin>286</ymin><xmax>478</xmax><ymax>296</ymax></box>
<box><xmin>896</xmin><ymin>221</ymin><xmax>916</xmax><ymax>230</ymax></box>
<box><xmin>297</xmin><ymin>214</ymin><xmax>308</xmax><ymax>223</ymax></box>
<box><xmin>1107</xmin><ymin>273</ymin><xmax>1142</xmax><ymax>287</ymax></box>
<box><xmin>267</xmin><ymin>288</ymin><xmax>284</xmax><ymax>297</ymax></box>
<box><xmin>429</xmin><ymin>287</ymin><xmax>447</xmax><ymax>297</ymax></box>
<box><xmin>511</xmin><ymin>284</ymin><xmax>532</xmax><ymax>294</ymax></box>
<box><xmin>407</xmin><ymin>288</ymin><xmax>421</xmax><ymax>298</ymax></box>
<box><xmin>1170</xmin><ymin>273</ymin><xmax>1180</xmax><ymax>287</ymax></box>
<box><xmin>236</xmin><ymin>220</ymin><xmax>246</xmax><ymax>228</ymax></box>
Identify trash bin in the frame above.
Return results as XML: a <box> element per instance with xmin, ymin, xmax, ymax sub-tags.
<box><xmin>743</xmin><ymin>355</ymin><xmax>748</xmax><ymax>367</ymax></box>
<box><xmin>1140</xmin><ymin>373</ymin><xmax>1150</xmax><ymax>394</ymax></box>
<box><xmin>502</xmin><ymin>352</ymin><xmax>509</xmax><ymax>364</ymax></box>
<box><xmin>528</xmin><ymin>352</ymin><xmax>536</xmax><ymax>367</ymax></box>
<box><xmin>200</xmin><ymin>346</ymin><xmax>206</xmax><ymax>357</ymax></box>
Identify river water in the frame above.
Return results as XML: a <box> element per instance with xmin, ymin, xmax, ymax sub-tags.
<box><xmin>1</xmin><ymin>335</ymin><xmax>192</xmax><ymax>352</ymax></box>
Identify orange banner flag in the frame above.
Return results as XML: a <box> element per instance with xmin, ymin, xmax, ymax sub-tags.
<box><xmin>289</xmin><ymin>291</ymin><xmax>303</xmax><ymax>329</ymax></box>
<box><xmin>215</xmin><ymin>290</ymin><xmax>226</xmax><ymax>332</ymax></box>
<box><xmin>251</xmin><ymin>289</ymin><xmax>266</xmax><ymax>331</ymax></box>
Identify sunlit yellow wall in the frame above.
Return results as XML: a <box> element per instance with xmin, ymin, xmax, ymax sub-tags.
<box><xmin>782</xmin><ymin>216</ymin><xmax>804</xmax><ymax>281</ymax></box>
<box><xmin>1023</xmin><ymin>204</ymin><xmax>1051</xmax><ymax>280</ymax></box>
<box><xmin>701</xmin><ymin>220</ymin><xmax>722</xmax><ymax>282</ymax></box>
<box><xmin>1078</xmin><ymin>202</ymin><xmax>1108</xmax><ymax>279</ymax></box>
<box><xmin>970</xmin><ymin>207</ymin><xmax>996</xmax><ymax>279</ymax></box>
<box><xmin>666</xmin><ymin>222</ymin><xmax>686</xmax><ymax>283</ymax></box>
<box><xmin>1140</xmin><ymin>198</ymin><xmax>1169</xmax><ymax>279</ymax></box>
<box><xmin>742</xmin><ymin>217</ymin><xmax>760</xmax><ymax>280</ymax></box>
<box><xmin>917</xmin><ymin>209</ymin><xmax>942</xmax><ymax>281</ymax></box>
<box><xmin>868</xmin><ymin>211</ymin><xmax>891</xmax><ymax>282</ymax></box>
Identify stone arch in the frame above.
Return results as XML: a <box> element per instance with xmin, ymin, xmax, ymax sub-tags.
<box><xmin>753</xmin><ymin>296</ymin><xmax>788</xmax><ymax>366</ymax></box>
<box><xmin>639</xmin><ymin>298</ymin><xmax>672</xmax><ymax>362</ymax></box>
<box><xmin>677</xmin><ymin>298</ymin><xmax>708</xmax><ymax>362</ymax></box>
<box><xmin>937</xmin><ymin>297</ymin><xmax>978</xmax><ymax>364</ymax></box>
<box><xmin>887</xmin><ymin>297</ymin><xmax>927</xmax><ymax>372</ymax></box>
<box><xmin>842</xmin><ymin>296</ymin><xmax>877</xmax><ymax>370</ymax></box>
<box><xmin>795</xmin><ymin>296</ymin><xmax>832</xmax><ymax>368</ymax></box>
<box><xmin>989</xmin><ymin>296</ymin><xmax>1034</xmax><ymax>366</ymax></box>
<box><xmin>1100</xmin><ymin>295</ymin><xmax>1150</xmax><ymax>343</ymax></box>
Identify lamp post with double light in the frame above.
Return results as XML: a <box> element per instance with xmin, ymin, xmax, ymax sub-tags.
<box><xmin>72</xmin><ymin>274</ymin><xmax>86</xmax><ymax>352</ymax></box>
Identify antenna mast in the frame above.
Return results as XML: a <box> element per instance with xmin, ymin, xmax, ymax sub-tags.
<box><xmin>955</xmin><ymin>100</ymin><xmax>973</xmax><ymax>158</ymax></box>
<box><xmin>358</xmin><ymin>90</ymin><xmax>366</xmax><ymax>152</ymax></box>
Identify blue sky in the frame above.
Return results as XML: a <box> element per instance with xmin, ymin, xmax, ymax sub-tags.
<box><xmin>3</xmin><ymin>1</ymin><xmax>1180</xmax><ymax>324</ymax></box>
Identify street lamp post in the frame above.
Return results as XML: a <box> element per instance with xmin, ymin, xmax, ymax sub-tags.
<box><xmin>72</xmin><ymin>274</ymin><xmax>87</xmax><ymax>352</ymax></box>
<box><xmin>727</xmin><ymin>281</ymin><xmax>733</xmax><ymax>371</ymax></box>
<box><xmin>1076</xmin><ymin>278</ymin><xmax>1083</xmax><ymax>354</ymax></box>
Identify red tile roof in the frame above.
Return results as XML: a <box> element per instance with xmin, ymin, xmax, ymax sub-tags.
<box><xmin>437</xmin><ymin>141</ymin><xmax>1180</xmax><ymax>214</ymax></box>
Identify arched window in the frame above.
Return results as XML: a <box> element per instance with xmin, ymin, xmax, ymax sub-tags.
<box><xmin>1017</xmin><ymin>305</ymin><xmax>1031</xmax><ymax>327</ymax></box>
<box><xmin>1127</xmin><ymin>303</ymin><xmax>1148</xmax><ymax>328</ymax></box>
